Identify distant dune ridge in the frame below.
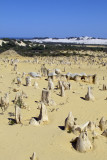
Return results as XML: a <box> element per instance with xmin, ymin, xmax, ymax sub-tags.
<box><xmin>1</xmin><ymin>37</ymin><xmax>107</xmax><ymax>45</ymax></box>
<box><xmin>29</xmin><ymin>36</ymin><xmax>107</xmax><ymax>45</ymax></box>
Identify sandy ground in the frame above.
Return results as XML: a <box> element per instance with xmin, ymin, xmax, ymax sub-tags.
<box><xmin>0</xmin><ymin>51</ymin><xmax>107</xmax><ymax>160</ymax></box>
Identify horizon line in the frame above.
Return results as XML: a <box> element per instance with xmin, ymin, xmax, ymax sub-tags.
<box><xmin>0</xmin><ymin>36</ymin><xmax>107</xmax><ymax>39</ymax></box>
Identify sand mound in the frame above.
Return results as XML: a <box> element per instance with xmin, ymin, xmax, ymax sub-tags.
<box><xmin>0</xmin><ymin>49</ymin><xmax>21</xmax><ymax>58</ymax></box>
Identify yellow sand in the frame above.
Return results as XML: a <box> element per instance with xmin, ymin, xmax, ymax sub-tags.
<box><xmin>0</xmin><ymin>51</ymin><xmax>107</xmax><ymax>160</ymax></box>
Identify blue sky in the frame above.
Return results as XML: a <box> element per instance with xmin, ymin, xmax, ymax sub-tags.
<box><xmin>0</xmin><ymin>0</ymin><xmax>107</xmax><ymax>38</ymax></box>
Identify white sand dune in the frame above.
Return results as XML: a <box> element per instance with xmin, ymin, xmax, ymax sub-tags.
<box><xmin>0</xmin><ymin>40</ymin><xmax>7</xmax><ymax>46</ymax></box>
<box><xmin>15</xmin><ymin>41</ymin><xmax>26</xmax><ymax>46</ymax></box>
<box><xmin>29</xmin><ymin>37</ymin><xmax>107</xmax><ymax>45</ymax></box>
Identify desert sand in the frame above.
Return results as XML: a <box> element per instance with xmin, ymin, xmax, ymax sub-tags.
<box><xmin>0</xmin><ymin>50</ymin><xmax>107</xmax><ymax>160</ymax></box>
